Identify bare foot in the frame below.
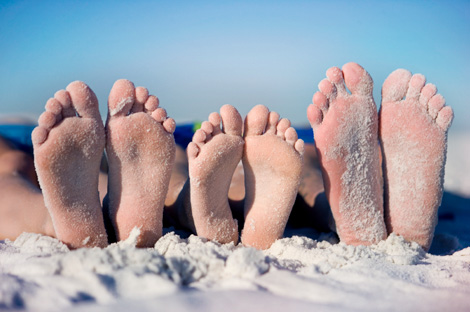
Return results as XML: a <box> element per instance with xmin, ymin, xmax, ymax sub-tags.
<box><xmin>32</xmin><ymin>81</ymin><xmax>107</xmax><ymax>248</ymax></box>
<box><xmin>242</xmin><ymin>105</ymin><xmax>304</xmax><ymax>249</ymax></box>
<box><xmin>186</xmin><ymin>105</ymin><xmax>243</xmax><ymax>244</ymax></box>
<box><xmin>307</xmin><ymin>62</ymin><xmax>387</xmax><ymax>246</ymax></box>
<box><xmin>105</xmin><ymin>79</ymin><xmax>176</xmax><ymax>247</ymax></box>
<box><xmin>380</xmin><ymin>69</ymin><xmax>453</xmax><ymax>250</ymax></box>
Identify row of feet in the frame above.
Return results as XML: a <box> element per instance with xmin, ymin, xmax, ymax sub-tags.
<box><xmin>32</xmin><ymin>62</ymin><xmax>452</xmax><ymax>251</ymax></box>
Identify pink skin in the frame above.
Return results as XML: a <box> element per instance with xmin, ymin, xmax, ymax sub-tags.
<box><xmin>105</xmin><ymin>79</ymin><xmax>176</xmax><ymax>248</ymax></box>
<box><xmin>32</xmin><ymin>81</ymin><xmax>108</xmax><ymax>249</ymax></box>
<box><xmin>380</xmin><ymin>69</ymin><xmax>453</xmax><ymax>250</ymax></box>
<box><xmin>242</xmin><ymin>105</ymin><xmax>304</xmax><ymax>250</ymax></box>
<box><xmin>307</xmin><ymin>63</ymin><xmax>387</xmax><ymax>246</ymax></box>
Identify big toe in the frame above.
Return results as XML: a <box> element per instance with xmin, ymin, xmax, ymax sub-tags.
<box><xmin>382</xmin><ymin>69</ymin><xmax>412</xmax><ymax>103</ymax></box>
<box><xmin>108</xmin><ymin>79</ymin><xmax>135</xmax><ymax>117</ymax></box>
<box><xmin>220</xmin><ymin>104</ymin><xmax>243</xmax><ymax>136</ymax></box>
<box><xmin>342</xmin><ymin>62</ymin><xmax>373</xmax><ymax>96</ymax></box>
<box><xmin>66</xmin><ymin>81</ymin><xmax>101</xmax><ymax>118</ymax></box>
<box><xmin>244</xmin><ymin>105</ymin><xmax>269</xmax><ymax>137</ymax></box>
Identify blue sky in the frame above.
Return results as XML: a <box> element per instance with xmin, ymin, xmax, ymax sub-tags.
<box><xmin>1</xmin><ymin>0</ymin><xmax>469</xmax><ymax>132</ymax></box>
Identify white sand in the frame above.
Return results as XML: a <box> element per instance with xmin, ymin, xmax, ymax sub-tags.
<box><xmin>1</xmin><ymin>132</ymin><xmax>469</xmax><ymax>312</ymax></box>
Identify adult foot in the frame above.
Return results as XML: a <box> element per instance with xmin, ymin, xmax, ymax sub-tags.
<box><xmin>307</xmin><ymin>62</ymin><xmax>387</xmax><ymax>246</ymax></box>
<box><xmin>32</xmin><ymin>81</ymin><xmax>107</xmax><ymax>248</ymax></box>
<box><xmin>105</xmin><ymin>79</ymin><xmax>176</xmax><ymax>247</ymax></box>
<box><xmin>242</xmin><ymin>105</ymin><xmax>304</xmax><ymax>249</ymax></box>
<box><xmin>186</xmin><ymin>105</ymin><xmax>243</xmax><ymax>244</ymax></box>
<box><xmin>380</xmin><ymin>70</ymin><xmax>453</xmax><ymax>250</ymax></box>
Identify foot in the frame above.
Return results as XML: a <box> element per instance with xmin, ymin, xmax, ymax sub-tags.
<box><xmin>242</xmin><ymin>105</ymin><xmax>304</xmax><ymax>249</ymax></box>
<box><xmin>307</xmin><ymin>62</ymin><xmax>387</xmax><ymax>246</ymax></box>
<box><xmin>32</xmin><ymin>81</ymin><xmax>107</xmax><ymax>248</ymax></box>
<box><xmin>186</xmin><ymin>105</ymin><xmax>243</xmax><ymax>244</ymax></box>
<box><xmin>380</xmin><ymin>69</ymin><xmax>453</xmax><ymax>250</ymax></box>
<box><xmin>105</xmin><ymin>79</ymin><xmax>176</xmax><ymax>247</ymax></box>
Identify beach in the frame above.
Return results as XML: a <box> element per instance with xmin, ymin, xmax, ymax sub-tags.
<box><xmin>1</xmin><ymin>131</ymin><xmax>469</xmax><ymax>312</ymax></box>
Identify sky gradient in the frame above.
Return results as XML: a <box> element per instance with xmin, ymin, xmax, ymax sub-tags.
<box><xmin>1</xmin><ymin>0</ymin><xmax>469</xmax><ymax>132</ymax></box>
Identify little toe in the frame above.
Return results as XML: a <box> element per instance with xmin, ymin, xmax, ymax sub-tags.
<box><xmin>276</xmin><ymin>118</ymin><xmax>291</xmax><ymax>139</ymax></box>
<box><xmin>265</xmin><ymin>111</ymin><xmax>280</xmax><ymax>134</ymax></box>
<box><xmin>108</xmin><ymin>79</ymin><xmax>135</xmax><ymax>117</ymax></box>
<box><xmin>151</xmin><ymin>107</ymin><xmax>168</xmax><ymax>122</ymax></box>
<box><xmin>66</xmin><ymin>81</ymin><xmax>101</xmax><ymax>119</ymax></box>
<box><xmin>419</xmin><ymin>83</ymin><xmax>437</xmax><ymax>109</ymax></box>
<box><xmin>294</xmin><ymin>139</ymin><xmax>305</xmax><ymax>155</ymax></box>
<box><xmin>405</xmin><ymin>74</ymin><xmax>426</xmax><ymax>101</ymax></box>
<box><xmin>187</xmin><ymin>142</ymin><xmax>200</xmax><ymax>160</ymax></box>
<box><xmin>307</xmin><ymin>104</ymin><xmax>323</xmax><ymax>130</ymax></box>
<box><xmin>326</xmin><ymin>67</ymin><xmax>347</xmax><ymax>95</ymax></box>
<box><xmin>163</xmin><ymin>118</ymin><xmax>176</xmax><ymax>134</ymax></box>
<box><xmin>342</xmin><ymin>62</ymin><xmax>373</xmax><ymax>96</ymax></box>
<box><xmin>285</xmin><ymin>127</ymin><xmax>298</xmax><ymax>146</ymax></box>
<box><xmin>54</xmin><ymin>90</ymin><xmax>75</xmax><ymax>118</ymax></box>
<box><xmin>382</xmin><ymin>69</ymin><xmax>412</xmax><ymax>103</ymax></box>
<box><xmin>131</xmin><ymin>86</ymin><xmax>149</xmax><ymax>113</ymax></box>
<box><xmin>209</xmin><ymin>112</ymin><xmax>222</xmax><ymax>135</ymax></box>
<box><xmin>436</xmin><ymin>106</ymin><xmax>454</xmax><ymax>131</ymax></box>
<box><xmin>428</xmin><ymin>94</ymin><xmax>446</xmax><ymax>119</ymax></box>
<box><xmin>31</xmin><ymin>126</ymin><xmax>48</xmax><ymax>145</ymax></box>
<box><xmin>220</xmin><ymin>104</ymin><xmax>243</xmax><ymax>136</ymax></box>
<box><xmin>318</xmin><ymin>79</ymin><xmax>337</xmax><ymax>99</ymax></box>
<box><xmin>145</xmin><ymin>95</ymin><xmax>159</xmax><ymax>113</ymax></box>
<box><xmin>244</xmin><ymin>105</ymin><xmax>269</xmax><ymax>137</ymax></box>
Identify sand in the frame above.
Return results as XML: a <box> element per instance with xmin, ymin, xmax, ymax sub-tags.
<box><xmin>1</xmin><ymin>132</ymin><xmax>469</xmax><ymax>312</ymax></box>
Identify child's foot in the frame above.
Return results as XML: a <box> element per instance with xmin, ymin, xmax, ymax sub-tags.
<box><xmin>242</xmin><ymin>105</ymin><xmax>304</xmax><ymax>249</ymax></box>
<box><xmin>380</xmin><ymin>69</ymin><xmax>453</xmax><ymax>250</ymax></box>
<box><xmin>105</xmin><ymin>79</ymin><xmax>176</xmax><ymax>247</ymax></box>
<box><xmin>307</xmin><ymin>62</ymin><xmax>387</xmax><ymax>246</ymax></box>
<box><xmin>32</xmin><ymin>81</ymin><xmax>107</xmax><ymax>248</ymax></box>
<box><xmin>186</xmin><ymin>105</ymin><xmax>243</xmax><ymax>244</ymax></box>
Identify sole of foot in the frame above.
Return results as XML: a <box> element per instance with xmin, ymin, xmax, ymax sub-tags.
<box><xmin>32</xmin><ymin>81</ymin><xmax>107</xmax><ymax>248</ymax></box>
<box><xmin>242</xmin><ymin>105</ymin><xmax>304</xmax><ymax>250</ymax></box>
<box><xmin>307</xmin><ymin>62</ymin><xmax>387</xmax><ymax>246</ymax></box>
<box><xmin>186</xmin><ymin>105</ymin><xmax>243</xmax><ymax>244</ymax></box>
<box><xmin>380</xmin><ymin>69</ymin><xmax>453</xmax><ymax>250</ymax></box>
<box><xmin>105</xmin><ymin>79</ymin><xmax>176</xmax><ymax>248</ymax></box>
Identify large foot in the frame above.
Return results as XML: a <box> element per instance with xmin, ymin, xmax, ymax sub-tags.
<box><xmin>32</xmin><ymin>81</ymin><xmax>107</xmax><ymax>248</ymax></box>
<box><xmin>307</xmin><ymin>62</ymin><xmax>387</xmax><ymax>245</ymax></box>
<box><xmin>380</xmin><ymin>69</ymin><xmax>453</xmax><ymax>250</ymax></box>
<box><xmin>242</xmin><ymin>105</ymin><xmax>304</xmax><ymax>249</ymax></box>
<box><xmin>105</xmin><ymin>80</ymin><xmax>176</xmax><ymax>247</ymax></box>
<box><xmin>186</xmin><ymin>105</ymin><xmax>243</xmax><ymax>244</ymax></box>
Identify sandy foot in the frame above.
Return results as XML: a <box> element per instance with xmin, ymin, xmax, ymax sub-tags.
<box><xmin>32</xmin><ymin>81</ymin><xmax>107</xmax><ymax>248</ymax></box>
<box><xmin>242</xmin><ymin>105</ymin><xmax>304</xmax><ymax>249</ymax></box>
<box><xmin>105</xmin><ymin>80</ymin><xmax>176</xmax><ymax>247</ymax></box>
<box><xmin>186</xmin><ymin>105</ymin><xmax>243</xmax><ymax>244</ymax></box>
<box><xmin>307</xmin><ymin>62</ymin><xmax>387</xmax><ymax>246</ymax></box>
<box><xmin>380</xmin><ymin>69</ymin><xmax>453</xmax><ymax>250</ymax></box>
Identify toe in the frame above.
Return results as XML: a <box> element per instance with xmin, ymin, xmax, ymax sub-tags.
<box><xmin>201</xmin><ymin>121</ymin><xmax>214</xmax><ymax>141</ymax></box>
<box><xmin>326</xmin><ymin>67</ymin><xmax>347</xmax><ymax>95</ymax></box>
<box><xmin>382</xmin><ymin>69</ymin><xmax>412</xmax><ymax>103</ymax></box>
<box><xmin>38</xmin><ymin>111</ymin><xmax>56</xmax><ymax>130</ymax></box>
<box><xmin>419</xmin><ymin>83</ymin><xmax>437</xmax><ymax>109</ymax></box>
<box><xmin>265</xmin><ymin>111</ymin><xmax>280</xmax><ymax>134</ymax></box>
<box><xmin>193</xmin><ymin>129</ymin><xmax>207</xmax><ymax>145</ymax></box>
<box><xmin>313</xmin><ymin>91</ymin><xmax>328</xmax><ymax>114</ymax></box>
<box><xmin>132</xmin><ymin>86</ymin><xmax>149</xmax><ymax>113</ymax></box>
<box><xmin>108</xmin><ymin>79</ymin><xmax>135</xmax><ymax>117</ymax></box>
<box><xmin>45</xmin><ymin>98</ymin><xmax>63</xmax><ymax>124</ymax></box>
<box><xmin>276</xmin><ymin>118</ymin><xmax>291</xmax><ymax>140</ymax></box>
<box><xmin>151</xmin><ymin>108</ymin><xmax>167</xmax><ymax>122</ymax></box>
<box><xmin>220</xmin><ymin>104</ymin><xmax>243</xmax><ymax>136</ymax></box>
<box><xmin>187</xmin><ymin>142</ymin><xmax>200</xmax><ymax>160</ymax></box>
<box><xmin>307</xmin><ymin>104</ymin><xmax>323</xmax><ymax>130</ymax></box>
<box><xmin>294</xmin><ymin>139</ymin><xmax>305</xmax><ymax>155</ymax></box>
<box><xmin>436</xmin><ymin>106</ymin><xmax>453</xmax><ymax>132</ymax></box>
<box><xmin>285</xmin><ymin>127</ymin><xmax>298</xmax><ymax>146</ymax></box>
<box><xmin>342</xmin><ymin>62</ymin><xmax>373</xmax><ymax>96</ymax></box>
<box><xmin>145</xmin><ymin>95</ymin><xmax>159</xmax><ymax>113</ymax></box>
<box><xmin>428</xmin><ymin>94</ymin><xmax>445</xmax><ymax>119</ymax></box>
<box><xmin>318</xmin><ymin>79</ymin><xmax>337</xmax><ymax>99</ymax></box>
<box><xmin>163</xmin><ymin>118</ymin><xmax>176</xmax><ymax>134</ymax></box>
<box><xmin>54</xmin><ymin>90</ymin><xmax>75</xmax><ymax>118</ymax></box>
<box><xmin>209</xmin><ymin>112</ymin><xmax>222</xmax><ymax>135</ymax></box>
<box><xmin>31</xmin><ymin>126</ymin><xmax>48</xmax><ymax>145</ymax></box>
<box><xmin>244</xmin><ymin>105</ymin><xmax>269</xmax><ymax>137</ymax></box>
<box><xmin>66</xmin><ymin>81</ymin><xmax>101</xmax><ymax>119</ymax></box>
<box><xmin>405</xmin><ymin>74</ymin><xmax>426</xmax><ymax>101</ymax></box>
